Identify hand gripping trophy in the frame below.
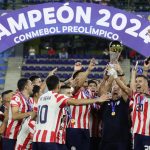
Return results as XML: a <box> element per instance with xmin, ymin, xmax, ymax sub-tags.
<box><xmin>109</xmin><ymin>40</ymin><xmax>123</xmax><ymax>67</ymax></box>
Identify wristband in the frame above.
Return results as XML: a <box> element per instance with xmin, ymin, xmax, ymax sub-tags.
<box><xmin>118</xmin><ymin>73</ymin><xmax>125</xmax><ymax>76</ymax></box>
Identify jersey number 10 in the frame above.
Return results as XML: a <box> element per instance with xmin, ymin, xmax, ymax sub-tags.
<box><xmin>37</xmin><ymin>105</ymin><xmax>48</xmax><ymax>124</ymax></box>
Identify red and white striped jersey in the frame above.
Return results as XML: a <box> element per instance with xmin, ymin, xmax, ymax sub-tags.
<box><xmin>5</xmin><ymin>92</ymin><xmax>34</xmax><ymax>139</ymax></box>
<box><xmin>68</xmin><ymin>89</ymin><xmax>93</xmax><ymax>129</ymax></box>
<box><xmin>33</xmin><ymin>91</ymin><xmax>69</xmax><ymax>144</ymax></box>
<box><xmin>15</xmin><ymin>117</ymin><xmax>35</xmax><ymax>150</ymax></box>
<box><xmin>0</xmin><ymin>111</ymin><xmax>4</xmax><ymax>126</ymax></box>
<box><xmin>33</xmin><ymin>101</ymin><xmax>38</xmax><ymax>113</ymax></box>
<box><xmin>130</xmin><ymin>92</ymin><xmax>150</xmax><ymax>136</ymax></box>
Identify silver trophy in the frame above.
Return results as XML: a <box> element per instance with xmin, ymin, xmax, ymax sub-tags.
<box><xmin>109</xmin><ymin>41</ymin><xmax>123</xmax><ymax>66</ymax></box>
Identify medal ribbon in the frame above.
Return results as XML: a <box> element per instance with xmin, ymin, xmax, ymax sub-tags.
<box><xmin>111</xmin><ymin>101</ymin><xmax>115</xmax><ymax>113</ymax></box>
<box><xmin>64</xmin><ymin>106</ymin><xmax>72</xmax><ymax>120</ymax></box>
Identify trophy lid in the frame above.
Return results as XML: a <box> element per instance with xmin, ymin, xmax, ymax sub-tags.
<box><xmin>109</xmin><ymin>41</ymin><xmax>123</xmax><ymax>64</ymax></box>
<box><xmin>109</xmin><ymin>40</ymin><xmax>123</xmax><ymax>53</ymax></box>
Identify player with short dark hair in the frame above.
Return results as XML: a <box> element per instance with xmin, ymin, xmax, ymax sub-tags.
<box><xmin>15</xmin><ymin>86</ymin><xmax>42</xmax><ymax>150</ymax></box>
<box><xmin>29</xmin><ymin>75</ymin><xmax>42</xmax><ymax>87</ymax></box>
<box><xmin>30</xmin><ymin>68</ymin><xmax>57</xmax><ymax>93</ymax></box>
<box><xmin>33</xmin><ymin>75</ymin><xmax>109</xmax><ymax>150</ymax></box>
<box><xmin>88</xmin><ymin>80</ymin><xmax>101</xmax><ymax>150</ymax></box>
<box><xmin>66</xmin><ymin>59</ymin><xmax>105</xmax><ymax>150</ymax></box>
<box><xmin>3</xmin><ymin>78</ymin><xmax>35</xmax><ymax>150</ymax></box>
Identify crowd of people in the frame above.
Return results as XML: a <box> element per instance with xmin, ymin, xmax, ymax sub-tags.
<box><xmin>0</xmin><ymin>41</ymin><xmax>149</xmax><ymax>150</ymax></box>
<box><xmin>28</xmin><ymin>46</ymin><xmax>69</xmax><ymax>59</ymax></box>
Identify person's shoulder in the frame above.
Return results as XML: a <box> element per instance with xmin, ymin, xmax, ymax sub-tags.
<box><xmin>72</xmin><ymin>88</ymin><xmax>81</xmax><ymax>96</ymax></box>
<box><xmin>40</xmin><ymin>91</ymin><xmax>62</xmax><ymax>99</ymax></box>
<box><xmin>11</xmin><ymin>92</ymin><xmax>21</xmax><ymax>101</ymax></box>
<box><xmin>39</xmin><ymin>91</ymin><xmax>51</xmax><ymax>99</ymax></box>
<box><xmin>58</xmin><ymin>93</ymin><xmax>69</xmax><ymax>99</ymax></box>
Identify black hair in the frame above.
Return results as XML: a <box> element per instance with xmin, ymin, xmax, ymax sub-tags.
<box><xmin>1</xmin><ymin>90</ymin><xmax>13</xmax><ymax>99</ymax></box>
<box><xmin>136</xmin><ymin>75</ymin><xmax>148</xmax><ymax>82</ymax></box>
<box><xmin>30</xmin><ymin>85</ymin><xmax>41</xmax><ymax>97</ymax></box>
<box><xmin>46</xmin><ymin>75</ymin><xmax>59</xmax><ymax>91</ymax></box>
<box><xmin>72</xmin><ymin>70</ymin><xmax>83</xmax><ymax>79</ymax></box>
<box><xmin>88</xmin><ymin>80</ymin><xmax>97</xmax><ymax>86</ymax></box>
<box><xmin>61</xmin><ymin>85</ymin><xmax>71</xmax><ymax>89</ymax></box>
<box><xmin>109</xmin><ymin>40</ymin><xmax>122</xmax><ymax>47</ymax></box>
<box><xmin>29</xmin><ymin>75</ymin><xmax>40</xmax><ymax>82</ymax></box>
<box><xmin>17</xmin><ymin>78</ymin><xmax>29</xmax><ymax>91</ymax></box>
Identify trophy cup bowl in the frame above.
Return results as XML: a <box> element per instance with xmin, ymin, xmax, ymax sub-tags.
<box><xmin>109</xmin><ymin>40</ymin><xmax>123</xmax><ymax>66</ymax></box>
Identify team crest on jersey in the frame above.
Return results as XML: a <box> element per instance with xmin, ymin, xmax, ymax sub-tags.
<box><xmin>136</xmin><ymin>104</ymin><xmax>143</xmax><ymax>112</ymax></box>
<box><xmin>14</xmin><ymin>96</ymin><xmax>20</xmax><ymax>102</ymax></box>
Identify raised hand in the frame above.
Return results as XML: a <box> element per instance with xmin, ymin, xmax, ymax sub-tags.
<box><xmin>48</xmin><ymin>68</ymin><xmax>57</xmax><ymax>77</ymax></box>
<box><xmin>144</xmin><ymin>57</ymin><xmax>150</xmax><ymax>69</ymax></box>
<box><xmin>108</xmin><ymin>67</ymin><xmax>118</xmax><ymax>79</ymax></box>
<box><xmin>114</xmin><ymin>62</ymin><xmax>124</xmax><ymax>75</ymax></box>
<box><xmin>74</xmin><ymin>62</ymin><xmax>82</xmax><ymax>71</ymax></box>
<box><xmin>103</xmin><ymin>65</ymin><xmax>110</xmax><ymax>80</ymax></box>
<box><xmin>96</xmin><ymin>94</ymin><xmax>111</xmax><ymax>103</ymax></box>
<box><xmin>143</xmin><ymin>57</ymin><xmax>150</xmax><ymax>77</ymax></box>
<box><xmin>88</xmin><ymin>58</ymin><xmax>96</xmax><ymax>71</ymax></box>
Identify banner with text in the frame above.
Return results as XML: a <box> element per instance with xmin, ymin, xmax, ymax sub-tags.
<box><xmin>0</xmin><ymin>2</ymin><xmax>150</xmax><ymax>56</ymax></box>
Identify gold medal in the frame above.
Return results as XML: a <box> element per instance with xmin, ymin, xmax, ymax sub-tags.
<box><xmin>71</xmin><ymin>119</ymin><xmax>75</xmax><ymax>124</ymax></box>
<box><xmin>111</xmin><ymin>112</ymin><xmax>116</xmax><ymax>116</ymax></box>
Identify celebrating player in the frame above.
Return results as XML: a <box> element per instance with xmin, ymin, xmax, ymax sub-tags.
<box><xmin>32</xmin><ymin>75</ymin><xmax>110</xmax><ymax>150</ymax></box>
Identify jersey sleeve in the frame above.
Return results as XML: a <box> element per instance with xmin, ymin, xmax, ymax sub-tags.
<box><xmin>56</xmin><ymin>94</ymin><xmax>70</xmax><ymax>108</ymax></box>
<box><xmin>10</xmin><ymin>95</ymin><xmax>21</xmax><ymax>108</ymax></box>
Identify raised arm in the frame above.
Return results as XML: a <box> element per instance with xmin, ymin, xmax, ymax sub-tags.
<box><xmin>130</xmin><ymin>66</ymin><xmax>137</xmax><ymax>92</ymax></box>
<box><xmin>114</xmin><ymin>62</ymin><xmax>127</xmax><ymax>84</ymax></box>
<box><xmin>109</xmin><ymin>68</ymin><xmax>132</xmax><ymax>96</ymax></box>
<box><xmin>40</xmin><ymin>68</ymin><xmax>57</xmax><ymax>93</ymax></box>
<box><xmin>67</xmin><ymin>94</ymin><xmax>110</xmax><ymax>106</ymax></box>
<box><xmin>63</xmin><ymin>62</ymin><xmax>83</xmax><ymax>86</ymax></box>
<box><xmin>99</xmin><ymin>76</ymin><xmax>114</xmax><ymax>95</ymax></box>
<box><xmin>143</xmin><ymin>58</ymin><xmax>150</xmax><ymax>77</ymax></box>
<box><xmin>72</xmin><ymin>59</ymin><xmax>96</xmax><ymax>93</ymax></box>
<box><xmin>78</xmin><ymin>59</ymin><xmax>95</xmax><ymax>87</ymax></box>
<box><xmin>98</xmin><ymin>65</ymin><xmax>113</xmax><ymax>95</ymax></box>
